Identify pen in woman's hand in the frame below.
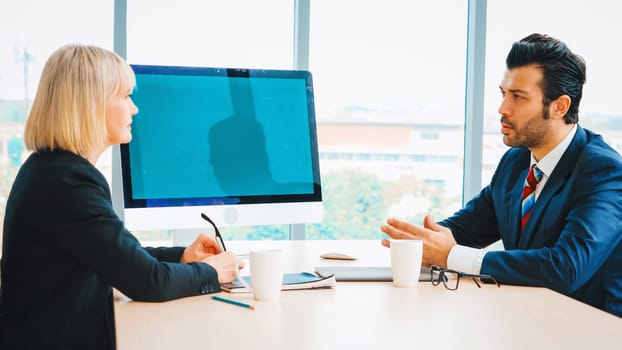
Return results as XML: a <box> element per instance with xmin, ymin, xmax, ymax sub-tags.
<box><xmin>200</xmin><ymin>213</ymin><xmax>247</xmax><ymax>287</ymax></box>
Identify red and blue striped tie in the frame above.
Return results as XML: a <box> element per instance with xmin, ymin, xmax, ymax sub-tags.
<box><xmin>521</xmin><ymin>164</ymin><xmax>543</xmax><ymax>230</ymax></box>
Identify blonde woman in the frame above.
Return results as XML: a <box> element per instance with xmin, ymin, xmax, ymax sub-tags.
<box><xmin>0</xmin><ymin>44</ymin><xmax>240</xmax><ymax>349</ymax></box>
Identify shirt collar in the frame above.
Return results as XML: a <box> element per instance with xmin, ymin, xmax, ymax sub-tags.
<box><xmin>530</xmin><ymin>124</ymin><xmax>577</xmax><ymax>177</ymax></box>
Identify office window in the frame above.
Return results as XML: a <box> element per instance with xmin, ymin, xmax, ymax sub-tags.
<box><xmin>0</xmin><ymin>0</ymin><xmax>112</xmax><ymax>243</ymax></box>
<box><xmin>483</xmin><ymin>0</ymin><xmax>622</xmax><ymax>184</ymax></box>
<box><xmin>306</xmin><ymin>1</ymin><xmax>468</xmax><ymax>239</ymax></box>
<box><xmin>127</xmin><ymin>0</ymin><xmax>293</xmax><ymax>69</ymax></box>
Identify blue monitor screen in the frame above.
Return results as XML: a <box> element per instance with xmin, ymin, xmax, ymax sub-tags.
<box><xmin>121</xmin><ymin>65</ymin><xmax>322</xmax><ymax>210</ymax></box>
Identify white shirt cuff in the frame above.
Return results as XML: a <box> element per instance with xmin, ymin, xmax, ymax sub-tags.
<box><xmin>447</xmin><ymin>245</ymin><xmax>486</xmax><ymax>275</ymax></box>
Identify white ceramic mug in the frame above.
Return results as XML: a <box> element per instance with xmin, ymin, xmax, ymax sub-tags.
<box><xmin>250</xmin><ymin>249</ymin><xmax>285</xmax><ymax>300</ymax></box>
<box><xmin>390</xmin><ymin>240</ymin><xmax>423</xmax><ymax>287</ymax></box>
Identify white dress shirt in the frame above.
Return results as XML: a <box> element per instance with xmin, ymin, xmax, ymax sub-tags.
<box><xmin>447</xmin><ymin>124</ymin><xmax>578</xmax><ymax>274</ymax></box>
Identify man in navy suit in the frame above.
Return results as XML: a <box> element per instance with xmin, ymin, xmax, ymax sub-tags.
<box><xmin>381</xmin><ymin>33</ymin><xmax>622</xmax><ymax>317</ymax></box>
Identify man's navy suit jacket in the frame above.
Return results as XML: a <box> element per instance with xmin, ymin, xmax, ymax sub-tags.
<box><xmin>441</xmin><ymin>126</ymin><xmax>622</xmax><ymax>316</ymax></box>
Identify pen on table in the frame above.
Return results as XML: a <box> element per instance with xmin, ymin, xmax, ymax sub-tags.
<box><xmin>200</xmin><ymin>212</ymin><xmax>250</xmax><ymax>289</ymax></box>
<box><xmin>212</xmin><ymin>295</ymin><xmax>255</xmax><ymax>310</ymax></box>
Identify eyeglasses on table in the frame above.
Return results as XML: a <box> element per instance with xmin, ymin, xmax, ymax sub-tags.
<box><xmin>430</xmin><ymin>265</ymin><xmax>500</xmax><ymax>290</ymax></box>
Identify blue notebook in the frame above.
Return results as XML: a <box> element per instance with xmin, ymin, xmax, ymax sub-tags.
<box><xmin>221</xmin><ymin>272</ymin><xmax>336</xmax><ymax>293</ymax></box>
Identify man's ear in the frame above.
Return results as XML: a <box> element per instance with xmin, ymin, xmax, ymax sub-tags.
<box><xmin>550</xmin><ymin>95</ymin><xmax>571</xmax><ymax>120</ymax></box>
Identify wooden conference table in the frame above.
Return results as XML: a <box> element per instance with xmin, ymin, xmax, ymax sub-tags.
<box><xmin>114</xmin><ymin>240</ymin><xmax>621</xmax><ymax>349</ymax></box>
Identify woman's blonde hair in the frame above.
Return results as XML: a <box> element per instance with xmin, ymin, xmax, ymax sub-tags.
<box><xmin>24</xmin><ymin>44</ymin><xmax>135</xmax><ymax>155</ymax></box>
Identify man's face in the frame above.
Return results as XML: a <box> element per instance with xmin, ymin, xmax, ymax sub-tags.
<box><xmin>498</xmin><ymin>65</ymin><xmax>552</xmax><ymax>149</ymax></box>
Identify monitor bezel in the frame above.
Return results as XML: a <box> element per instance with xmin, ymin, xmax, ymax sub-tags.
<box><xmin>117</xmin><ymin>64</ymin><xmax>323</xmax><ymax>230</ymax></box>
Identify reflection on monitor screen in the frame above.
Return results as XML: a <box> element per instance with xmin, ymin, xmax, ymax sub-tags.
<box><xmin>113</xmin><ymin>65</ymin><xmax>323</xmax><ymax>231</ymax></box>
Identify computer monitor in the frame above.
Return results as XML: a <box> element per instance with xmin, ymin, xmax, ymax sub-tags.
<box><xmin>112</xmin><ymin>64</ymin><xmax>323</xmax><ymax>231</ymax></box>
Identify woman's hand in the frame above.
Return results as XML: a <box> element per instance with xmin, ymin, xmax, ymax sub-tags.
<box><xmin>180</xmin><ymin>233</ymin><xmax>221</xmax><ymax>264</ymax></box>
<box><xmin>202</xmin><ymin>252</ymin><xmax>245</xmax><ymax>284</ymax></box>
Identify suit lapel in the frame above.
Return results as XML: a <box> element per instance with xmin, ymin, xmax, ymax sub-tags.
<box><xmin>517</xmin><ymin>126</ymin><xmax>587</xmax><ymax>248</ymax></box>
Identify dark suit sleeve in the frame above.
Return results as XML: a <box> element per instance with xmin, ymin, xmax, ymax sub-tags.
<box><xmin>439</xmin><ymin>184</ymin><xmax>502</xmax><ymax>248</ymax></box>
<box><xmin>438</xmin><ymin>149</ymin><xmax>528</xmax><ymax>248</ymax></box>
<box><xmin>144</xmin><ymin>246</ymin><xmax>185</xmax><ymax>263</ymax></box>
<box><xmin>54</xmin><ymin>171</ymin><xmax>220</xmax><ymax>302</ymax></box>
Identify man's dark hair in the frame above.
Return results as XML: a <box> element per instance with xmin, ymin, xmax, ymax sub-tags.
<box><xmin>506</xmin><ymin>33</ymin><xmax>586</xmax><ymax>123</ymax></box>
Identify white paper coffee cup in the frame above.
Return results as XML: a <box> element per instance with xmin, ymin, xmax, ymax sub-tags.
<box><xmin>391</xmin><ymin>240</ymin><xmax>423</xmax><ymax>287</ymax></box>
<box><xmin>250</xmin><ymin>249</ymin><xmax>285</xmax><ymax>300</ymax></box>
